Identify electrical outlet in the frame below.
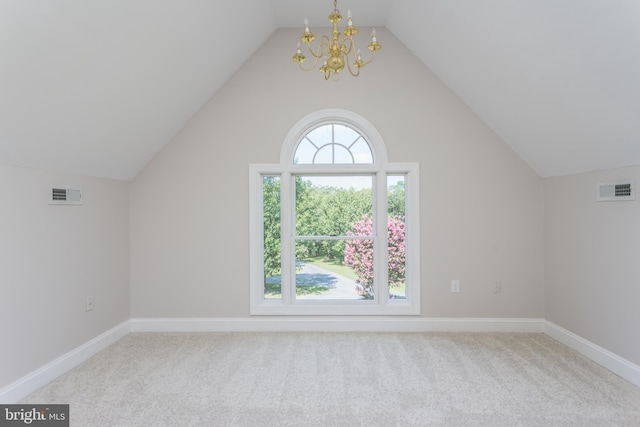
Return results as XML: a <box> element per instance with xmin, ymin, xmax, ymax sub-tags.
<box><xmin>494</xmin><ymin>281</ymin><xmax>502</xmax><ymax>294</ymax></box>
<box><xmin>451</xmin><ymin>280</ymin><xmax>460</xmax><ymax>293</ymax></box>
<box><xmin>85</xmin><ymin>296</ymin><xmax>94</xmax><ymax>312</ymax></box>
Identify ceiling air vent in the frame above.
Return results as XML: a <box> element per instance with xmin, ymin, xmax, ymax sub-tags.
<box><xmin>49</xmin><ymin>187</ymin><xmax>82</xmax><ymax>205</ymax></box>
<box><xmin>596</xmin><ymin>180</ymin><xmax>635</xmax><ymax>202</ymax></box>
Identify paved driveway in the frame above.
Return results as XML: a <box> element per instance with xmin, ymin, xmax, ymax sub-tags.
<box><xmin>295</xmin><ymin>261</ymin><xmax>361</xmax><ymax>300</ymax></box>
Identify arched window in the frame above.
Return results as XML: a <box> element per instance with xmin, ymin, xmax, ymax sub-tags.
<box><xmin>293</xmin><ymin>123</ymin><xmax>373</xmax><ymax>165</ymax></box>
<box><xmin>250</xmin><ymin>109</ymin><xmax>420</xmax><ymax>315</ymax></box>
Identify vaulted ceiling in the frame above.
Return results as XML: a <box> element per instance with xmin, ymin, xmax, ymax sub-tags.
<box><xmin>2</xmin><ymin>0</ymin><xmax>639</xmax><ymax>181</ymax></box>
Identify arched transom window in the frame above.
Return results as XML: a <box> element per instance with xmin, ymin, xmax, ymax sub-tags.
<box><xmin>250</xmin><ymin>109</ymin><xmax>420</xmax><ymax>315</ymax></box>
<box><xmin>294</xmin><ymin>123</ymin><xmax>373</xmax><ymax>165</ymax></box>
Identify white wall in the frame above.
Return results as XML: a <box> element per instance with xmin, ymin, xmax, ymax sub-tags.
<box><xmin>545</xmin><ymin>166</ymin><xmax>640</xmax><ymax>366</ymax></box>
<box><xmin>0</xmin><ymin>165</ymin><xmax>130</xmax><ymax>389</ymax></box>
<box><xmin>130</xmin><ymin>28</ymin><xmax>544</xmax><ymax>319</ymax></box>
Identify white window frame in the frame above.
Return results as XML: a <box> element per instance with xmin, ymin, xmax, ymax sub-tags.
<box><xmin>249</xmin><ymin>109</ymin><xmax>420</xmax><ymax>315</ymax></box>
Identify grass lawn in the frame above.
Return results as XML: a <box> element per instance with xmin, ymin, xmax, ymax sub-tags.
<box><xmin>264</xmin><ymin>282</ymin><xmax>331</xmax><ymax>299</ymax></box>
<box><xmin>306</xmin><ymin>256</ymin><xmax>357</xmax><ymax>280</ymax></box>
<box><xmin>389</xmin><ymin>283</ymin><xmax>406</xmax><ymax>298</ymax></box>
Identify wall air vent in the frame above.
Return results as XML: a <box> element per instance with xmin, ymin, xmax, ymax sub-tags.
<box><xmin>596</xmin><ymin>180</ymin><xmax>635</xmax><ymax>202</ymax></box>
<box><xmin>49</xmin><ymin>187</ymin><xmax>82</xmax><ymax>205</ymax></box>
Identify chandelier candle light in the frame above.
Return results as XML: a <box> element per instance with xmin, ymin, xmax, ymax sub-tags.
<box><xmin>292</xmin><ymin>0</ymin><xmax>381</xmax><ymax>80</ymax></box>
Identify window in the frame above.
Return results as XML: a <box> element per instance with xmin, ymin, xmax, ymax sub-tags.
<box><xmin>250</xmin><ymin>109</ymin><xmax>420</xmax><ymax>315</ymax></box>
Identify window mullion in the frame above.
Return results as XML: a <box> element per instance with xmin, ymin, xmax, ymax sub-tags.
<box><xmin>256</xmin><ymin>172</ymin><xmax>267</xmax><ymax>304</ymax></box>
<box><xmin>280</xmin><ymin>171</ymin><xmax>293</xmax><ymax>307</ymax></box>
<box><xmin>375</xmin><ymin>171</ymin><xmax>389</xmax><ymax>303</ymax></box>
<box><xmin>331</xmin><ymin>124</ymin><xmax>335</xmax><ymax>164</ymax></box>
<box><xmin>404</xmin><ymin>167</ymin><xmax>420</xmax><ymax>304</ymax></box>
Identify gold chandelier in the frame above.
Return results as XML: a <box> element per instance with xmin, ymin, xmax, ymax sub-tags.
<box><xmin>292</xmin><ymin>0</ymin><xmax>381</xmax><ymax>80</ymax></box>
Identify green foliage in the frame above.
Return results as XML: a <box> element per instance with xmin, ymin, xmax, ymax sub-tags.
<box><xmin>262</xmin><ymin>176</ymin><xmax>281</xmax><ymax>278</ymax></box>
<box><xmin>295</xmin><ymin>178</ymin><xmax>372</xmax><ymax>260</ymax></box>
<box><xmin>387</xmin><ymin>179</ymin><xmax>406</xmax><ymax>217</ymax></box>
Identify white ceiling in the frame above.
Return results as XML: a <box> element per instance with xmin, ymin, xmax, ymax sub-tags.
<box><xmin>1</xmin><ymin>0</ymin><xmax>639</xmax><ymax>180</ymax></box>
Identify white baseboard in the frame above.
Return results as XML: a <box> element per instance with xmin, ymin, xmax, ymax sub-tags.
<box><xmin>544</xmin><ymin>321</ymin><xmax>640</xmax><ymax>388</ymax></box>
<box><xmin>0</xmin><ymin>321</ymin><xmax>130</xmax><ymax>404</ymax></box>
<box><xmin>5</xmin><ymin>318</ymin><xmax>638</xmax><ymax>404</ymax></box>
<box><xmin>129</xmin><ymin>317</ymin><xmax>546</xmax><ymax>333</ymax></box>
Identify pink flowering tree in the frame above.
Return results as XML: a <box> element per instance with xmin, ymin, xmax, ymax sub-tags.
<box><xmin>344</xmin><ymin>215</ymin><xmax>406</xmax><ymax>299</ymax></box>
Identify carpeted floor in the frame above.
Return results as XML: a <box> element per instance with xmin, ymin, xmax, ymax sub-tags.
<box><xmin>21</xmin><ymin>332</ymin><xmax>640</xmax><ymax>426</ymax></box>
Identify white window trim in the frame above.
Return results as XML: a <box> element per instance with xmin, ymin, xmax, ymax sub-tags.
<box><xmin>250</xmin><ymin>109</ymin><xmax>420</xmax><ymax>315</ymax></box>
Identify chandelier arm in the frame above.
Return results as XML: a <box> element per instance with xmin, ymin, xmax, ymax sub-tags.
<box><xmin>346</xmin><ymin>60</ymin><xmax>361</xmax><ymax>77</ymax></box>
<box><xmin>345</xmin><ymin>53</ymin><xmax>361</xmax><ymax>77</ymax></box>
<box><xmin>341</xmin><ymin>38</ymin><xmax>361</xmax><ymax>77</ymax></box>
<box><xmin>342</xmin><ymin>37</ymin><xmax>354</xmax><ymax>56</ymax></box>
<box><xmin>305</xmin><ymin>35</ymin><xmax>332</xmax><ymax>59</ymax></box>
<box><xmin>359</xmin><ymin>49</ymin><xmax>378</xmax><ymax>67</ymax></box>
<box><xmin>297</xmin><ymin>54</ymin><xmax>322</xmax><ymax>72</ymax></box>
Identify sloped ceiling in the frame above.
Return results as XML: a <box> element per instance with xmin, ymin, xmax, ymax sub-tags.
<box><xmin>1</xmin><ymin>0</ymin><xmax>639</xmax><ymax>180</ymax></box>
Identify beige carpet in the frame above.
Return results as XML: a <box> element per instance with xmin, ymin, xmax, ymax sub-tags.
<box><xmin>21</xmin><ymin>332</ymin><xmax>640</xmax><ymax>426</ymax></box>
